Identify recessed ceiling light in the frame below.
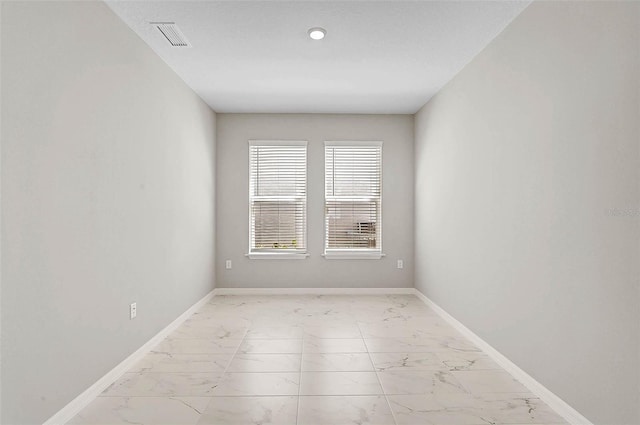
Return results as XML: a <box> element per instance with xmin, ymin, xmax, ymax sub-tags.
<box><xmin>308</xmin><ymin>27</ymin><xmax>326</xmax><ymax>40</ymax></box>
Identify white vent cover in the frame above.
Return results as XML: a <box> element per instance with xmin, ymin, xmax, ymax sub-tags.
<box><xmin>151</xmin><ymin>22</ymin><xmax>191</xmax><ymax>47</ymax></box>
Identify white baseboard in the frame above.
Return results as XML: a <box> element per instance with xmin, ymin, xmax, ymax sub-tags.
<box><xmin>213</xmin><ymin>287</ymin><xmax>415</xmax><ymax>295</ymax></box>
<box><xmin>412</xmin><ymin>289</ymin><xmax>593</xmax><ymax>425</ymax></box>
<box><xmin>43</xmin><ymin>290</ymin><xmax>215</xmax><ymax>425</ymax></box>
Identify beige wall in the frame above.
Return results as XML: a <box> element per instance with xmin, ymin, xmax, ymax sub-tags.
<box><xmin>216</xmin><ymin>114</ymin><xmax>414</xmax><ymax>288</ymax></box>
<box><xmin>414</xmin><ymin>2</ymin><xmax>640</xmax><ymax>424</ymax></box>
<box><xmin>1</xmin><ymin>2</ymin><xmax>216</xmax><ymax>423</ymax></box>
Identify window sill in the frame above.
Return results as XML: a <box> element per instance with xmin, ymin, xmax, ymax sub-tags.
<box><xmin>323</xmin><ymin>251</ymin><xmax>385</xmax><ymax>260</ymax></box>
<box><xmin>246</xmin><ymin>252</ymin><xmax>310</xmax><ymax>260</ymax></box>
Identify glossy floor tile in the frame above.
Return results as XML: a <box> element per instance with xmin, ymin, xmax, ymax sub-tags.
<box><xmin>69</xmin><ymin>294</ymin><xmax>568</xmax><ymax>425</ymax></box>
<box><xmin>378</xmin><ymin>370</ymin><xmax>468</xmax><ymax>395</ymax></box>
<box><xmin>452</xmin><ymin>369</ymin><xmax>532</xmax><ymax>393</ymax></box>
<box><xmin>129</xmin><ymin>353</ymin><xmax>232</xmax><ymax>373</ymax></box>
<box><xmin>370</xmin><ymin>352</ymin><xmax>445</xmax><ymax>371</ymax></box>
<box><xmin>298</xmin><ymin>395</ymin><xmax>395</xmax><ymax>425</ymax></box>
<box><xmin>388</xmin><ymin>392</ymin><xmax>566</xmax><ymax>425</ymax></box>
<box><xmin>301</xmin><ymin>353</ymin><xmax>374</xmax><ymax>371</ymax></box>
<box><xmin>103</xmin><ymin>372</ymin><xmax>223</xmax><ymax>397</ymax></box>
<box><xmin>153</xmin><ymin>338</ymin><xmax>242</xmax><ymax>354</ymax></box>
<box><xmin>227</xmin><ymin>353</ymin><xmax>301</xmax><ymax>372</ymax></box>
<box><xmin>68</xmin><ymin>397</ymin><xmax>210</xmax><ymax>425</ymax></box>
<box><xmin>211</xmin><ymin>372</ymin><xmax>299</xmax><ymax>396</ymax></box>
<box><xmin>197</xmin><ymin>396</ymin><xmax>297</xmax><ymax>424</ymax></box>
<box><xmin>299</xmin><ymin>371</ymin><xmax>383</xmax><ymax>395</ymax></box>
<box><xmin>238</xmin><ymin>338</ymin><xmax>303</xmax><ymax>354</ymax></box>
<box><xmin>303</xmin><ymin>337</ymin><xmax>367</xmax><ymax>353</ymax></box>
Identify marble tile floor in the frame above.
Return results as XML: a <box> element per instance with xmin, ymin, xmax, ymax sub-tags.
<box><xmin>69</xmin><ymin>294</ymin><xmax>568</xmax><ymax>425</ymax></box>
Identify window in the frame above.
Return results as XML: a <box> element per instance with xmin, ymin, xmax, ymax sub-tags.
<box><xmin>324</xmin><ymin>141</ymin><xmax>383</xmax><ymax>259</ymax></box>
<box><xmin>248</xmin><ymin>140</ymin><xmax>308</xmax><ymax>258</ymax></box>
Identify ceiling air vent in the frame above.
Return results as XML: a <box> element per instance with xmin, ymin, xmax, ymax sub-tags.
<box><xmin>151</xmin><ymin>22</ymin><xmax>192</xmax><ymax>47</ymax></box>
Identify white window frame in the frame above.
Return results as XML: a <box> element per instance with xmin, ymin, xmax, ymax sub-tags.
<box><xmin>247</xmin><ymin>140</ymin><xmax>309</xmax><ymax>260</ymax></box>
<box><xmin>323</xmin><ymin>141</ymin><xmax>384</xmax><ymax>260</ymax></box>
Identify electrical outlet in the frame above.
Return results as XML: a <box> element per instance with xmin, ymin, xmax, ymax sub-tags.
<box><xmin>130</xmin><ymin>302</ymin><xmax>137</xmax><ymax>319</ymax></box>
<box><xmin>397</xmin><ymin>260</ymin><xmax>404</xmax><ymax>269</ymax></box>
<box><xmin>225</xmin><ymin>260</ymin><xmax>232</xmax><ymax>269</ymax></box>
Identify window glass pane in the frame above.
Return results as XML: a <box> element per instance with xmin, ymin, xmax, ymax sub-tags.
<box><xmin>252</xmin><ymin>200</ymin><xmax>305</xmax><ymax>249</ymax></box>
<box><xmin>326</xmin><ymin>148</ymin><xmax>381</xmax><ymax>197</ymax></box>
<box><xmin>250</xmin><ymin>143</ymin><xmax>307</xmax><ymax>252</ymax></box>
<box><xmin>325</xmin><ymin>144</ymin><xmax>382</xmax><ymax>252</ymax></box>
<box><xmin>326</xmin><ymin>200</ymin><xmax>378</xmax><ymax>249</ymax></box>
<box><xmin>252</xmin><ymin>147</ymin><xmax>306</xmax><ymax>197</ymax></box>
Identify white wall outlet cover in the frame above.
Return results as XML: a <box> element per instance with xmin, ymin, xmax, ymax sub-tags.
<box><xmin>225</xmin><ymin>260</ymin><xmax>232</xmax><ymax>269</ymax></box>
<box><xmin>397</xmin><ymin>260</ymin><xmax>404</xmax><ymax>269</ymax></box>
<box><xmin>130</xmin><ymin>302</ymin><xmax>137</xmax><ymax>319</ymax></box>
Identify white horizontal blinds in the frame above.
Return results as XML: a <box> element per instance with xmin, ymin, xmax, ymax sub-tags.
<box><xmin>249</xmin><ymin>141</ymin><xmax>307</xmax><ymax>252</ymax></box>
<box><xmin>325</xmin><ymin>143</ymin><xmax>381</xmax><ymax>251</ymax></box>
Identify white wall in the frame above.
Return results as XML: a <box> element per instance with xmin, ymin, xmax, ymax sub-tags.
<box><xmin>216</xmin><ymin>114</ymin><xmax>413</xmax><ymax>288</ymax></box>
<box><xmin>414</xmin><ymin>2</ymin><xmax>639</xmax><ymax>424</ymax></box>
<box><xmin>0</xmin><ymin>2</ymin><xmax>216</xmax><ymax>423</ymax></box>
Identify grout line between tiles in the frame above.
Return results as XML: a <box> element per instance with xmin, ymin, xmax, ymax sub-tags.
<box><xmin>97</xmin><ymin>394</ymin><xmax>299</xmax><ymax>398</ymax></box>
<box><xmin>296</xmin><ymin>335</ymin><xmax>303</xmax><ymax>425</ymax></box>
<box><xmin>357</xmin><ymin>308</ymin><xmax>399</xmax><ymax>425</ymax></box>
<box><xmin>215</xmin><ymin>324</ymin><xmax>249</xmax><ymax>387</ymax></box>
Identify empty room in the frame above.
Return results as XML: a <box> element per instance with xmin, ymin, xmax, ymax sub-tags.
<box><xmin>1</xmin><ymin>1</ymin><xmax>638</xmax><ymax>424</ymax></box>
